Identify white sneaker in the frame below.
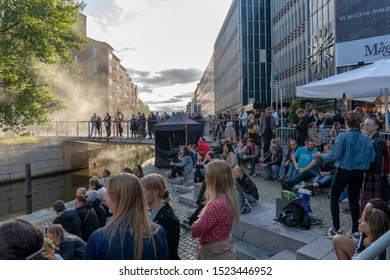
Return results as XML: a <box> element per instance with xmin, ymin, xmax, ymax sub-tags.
<box><xmin>346</xmin><ymin>229</ymin><xmax>361</xmax><ymax>241</ymax></box>
<box><xmin>323</xmin><ymin>227</ymin><xmax>342</xmax><ymax>239</ymax></box>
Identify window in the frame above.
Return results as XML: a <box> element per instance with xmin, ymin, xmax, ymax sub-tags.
<box><xmin>109</xmin><ymin>65</ymin><xmax>112</xmax><ymax>73</ymax></box>
<box><xmin>109</xmin><ymin>53</ymin><xmax>113</xmax><ymax>60</ymax></box>
<box><xmin>92</xmin><ymin>48</ymin><xmax>97</xmax><ymax>60</ymax></box>
<box><xmin>92</xmin><ymin>62</ymin><xmax>97</xmax><ymax>73</ymax></box>
<box><xmin>109</xmin><ymin>78</ymin><xmax>113</xmax><ymax>86</ymax></box>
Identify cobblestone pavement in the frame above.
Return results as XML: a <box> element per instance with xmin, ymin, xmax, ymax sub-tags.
<box><xmin>148</xmin><ymin>167</ymin><xmax>353</xmax><ymax>260</ymax></box>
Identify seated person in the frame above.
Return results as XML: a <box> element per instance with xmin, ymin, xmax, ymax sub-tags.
<box><xmin>168</xmin><ymin>146</ymin><xmax>193</xmax><ymax>180</ymax></box>
<box><xmin>212</xmin><ymin>140</ymin><xmax>224</xmax><ymax>158</ymax></box>
<box><xmin>278</xmin><ymin>139</ymin><xmax>298</xmax><ymax>180</ymax></box>
<box><xmin>281</xmin><ymin>139</ymin><xmax>318</xmax><ymax>191</ymax></box>
<box><xmin>52</xmin><ymin>200</ymin><xmax>83</xmax><ymax>239</ymax></box>
<box><xmin>221</xmin><ymin>142</ymin><xmax>238</xmax><ymax>168</ymax></box>
<box><xmin>258</xmin><ymin>144</ymin><xmax>283</xmax><ymax>181</ymax></box>
<box><xmin>333</xmin><ymin>199</ymin><xmax>390</xmax><ymax>260</ymax></box>
<box><xmin>306</xmin><ymin>144</ymin><xmax>335</xmax><ymax>196</ymax></box>
<box><xmin>234</xmin><ymin>166</ymin><xmax>259</xmax><ymax>204</ymax></box>
<box><xmin>234</xmin><ymin>138</ymin><xmax>247</xmax><ymax>166</ymax></box>
<box><xmin>194</xmin><ymin>151</ymin><xmax>206</xmax><ymax>183</ymax></box>
<box><xmin>242</xmin><ymin>138</ymin><xmax>260</xmax><ymax>176</ymax></box>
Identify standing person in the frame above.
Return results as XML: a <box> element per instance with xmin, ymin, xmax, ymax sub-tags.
<box><xmin>238</xmin><ymin>107</ymin><xmax>248</xmax><ymax>137</ymax></box>
<box><xmin>292</xmin><ymin>108</ymin><xmax>311</xmax><ymax>147</ymax></box>
<box><xmin>224</xmin><ymin>121</ymin><xmax>236</xmax><ymax>141</ymax></box>
<box><xmin>360</xmin><ymin>118</ymin><xmax>384</xmax><ymax>225</ymax></box>
<box><xmin>141</xmin><ymin>174</ymin><xmax>181</xmax><ymax>260</ymax></box>
<box><xmin>52</xmin><ymin>200</ymin><xmax>83</xmax><ymax>239</ymax></box>
<box><xmin>270</xmin><ymin>106</ymin><xmax>280</xmax><ymax>127</ymax></box>
<box><xmin>281</xmin><ymin>107</ymin><xmax>289</xmax><ymax>127</ymax></box>
<box><xmin>74</xmin><ymin>195</ymin><xmax>100</xmax><ymax>242</ymax></box>
<box><xmin>114</xmin><ymin>109</ymin><xmax>124</xmax><ymax>137</ymax></box>
<box><xmin>133</xmin><ymin>164</ymin><xmax>144</xmax><ymax>179</ymax></box>
<box><xmin>329</xmin><ymin>122</ymin><xmax>341</xmax><ymax>145</ymax></box>
<box><xmin>332</xmin><ymin>110</ymin><xmax>345</xmax><ymax>126</ymax></box>
<box><xmin>191</xmin><ymin>160</ymin><xmax>240</xmax><ymax>260</ymax></box>
<box><xmin>84</xmin><ymin>173</ymin><xmax>169</xmax><ymax>260</ymax></box>
<box><xmin>130</xmin><ymin>114</ymin><xmax>138</xmax><ymax>137</ymax></box>
<box><xmin>309</xmin><ymin>109</ymin><xmax>322</xmax><ymax>127</ymax></box>
<box><xmin>103</xmin><ymin>112</ymin><xmax>111</xmax><ymax>137</ymax></box>
<box><xmin>46</xmin><ymin>224</ymin><xmax>86</xmax><ymax>260</ymax></box>
<box><xmin>96</xmin><ymin>116</ymin><xmax>102</xmax><ymax>137</ymax></box>
<box><xmin>323</xmin><ymin>111</ymin><xmax>375</xmax><ymax>239</ymax></box>
<box><xmin>259</xmin><ymin>107</ymin><xmax>276</xmax><ymax>155</ymax></box>
<box><xmin>90</xmin><ymin>113</ymin><xmax>97</xmax><ymax>136</ymax></box>
<box><xmin>148</xmin><ymin>111</ymin><xmax>157</xmax><ymax>139</ymax></box>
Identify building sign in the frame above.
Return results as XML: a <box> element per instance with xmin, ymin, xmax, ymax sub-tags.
<box><xmin>335</xmin><ymin>0</ymin><xmax>390</xmax><ymax>66</ymax></box>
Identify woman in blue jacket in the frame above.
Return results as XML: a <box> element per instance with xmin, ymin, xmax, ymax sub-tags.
<box><xmin>168</xmin><ymin>146</ymin><xmax>193</xmax><ymax>180</ymax></box>
<box><xmin>84</xmin><ymin>173</ymin><xmax>169</xmax><ymax>260</ymax></box>
<box><xmin>323</xmin><ymin>111</ymin><xmax>375</xmax><ymax>239</ymax></box>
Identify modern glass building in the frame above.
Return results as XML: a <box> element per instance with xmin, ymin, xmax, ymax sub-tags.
<box><xmin>213</xmin><ymin>0</ymin><xmax>272</xmax><ymax>113</ymax></box>
<box><xmin>194</xmin><ymin>55</ymin><xmax>214</xmax><ymax>117</ymax></box>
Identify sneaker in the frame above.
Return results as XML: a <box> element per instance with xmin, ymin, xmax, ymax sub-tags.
<box><xmin>281</xmin><ymin>182</ymin><xmax>291</xmax><ymax>191</ymax></box>
<box><xmin>177</xmin><ymin>177</ymin><xmax>185</xmax><ymax>185</ymax></box>
<box><xmin>323</xmin><ymin>227</ymin><xmax>342</xmax><ymax>239</ymax></box>
<box><xmin>346</xmin><ymin>229</ymin><xmax>360</xmax><ymax>241</ymax></box>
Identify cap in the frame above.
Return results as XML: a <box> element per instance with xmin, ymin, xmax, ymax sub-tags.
<box><xmin>53</xmin><ymin>200</ymin><xmax>66</xmax><ymax>212</ymax></box>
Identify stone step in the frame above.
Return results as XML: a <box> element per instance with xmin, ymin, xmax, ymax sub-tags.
<box><xmin>185</xmin><ymin>180</ymin><xmax>194</xmax><ymax>187</ymax></box>
<box><xmin>174</xmin><ymin>184</ymin><xmax>193</xmax><ymax>194</ymax></box>
<box><xmin>232</xmin><ymin>201</ymin><xmax>327</xmax><ymax>256</ymax></box>
<box><xmin>178</xmin><ymin>192</ymin><xmax>196</xmax><ymax>206</ymax></box>
<box><xmin>296</xmin><ymin>235</ymin><xmax>336</xmax><ymax>260</ymax></box>
<box><xmin>268</xmin><ymin>249</ymin><xmax>297</xmax><ymax>260</ymax></box>
<box><xmin>234</xmin><ymin>239</ymin><xmax>273</xmax><ymax>260</ymax></box>
<box><xmin>194</xmin><ymin>183</ymin><xmax>203</xmax><ymax>198</ymax></box>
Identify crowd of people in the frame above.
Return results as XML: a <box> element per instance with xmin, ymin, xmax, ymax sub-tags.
<box><xmin>1</xmin><ymin>104</ymin><xmax>390</xmax><ymax>260</ymax></box>
<box><xmin>89</xmin><ymin>110</ymin><xmax>204</xmax><ymax>139</ymax></box>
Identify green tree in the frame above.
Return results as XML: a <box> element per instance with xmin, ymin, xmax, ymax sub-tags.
<box><xmin>0</xmin><ymin>0</ymin><xmax>86</xmax><ymax>133</ymax></box>
<box><xmin>288</xmin><ymin>99</ymin><xmax>302</xmax><ymax>125</ymax></box>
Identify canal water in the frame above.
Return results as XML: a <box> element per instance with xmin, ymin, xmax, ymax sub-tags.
<box><xmin>0</xmin><ymin>144</ymin><xmax>154</xmax><ymax>222</ymax></box>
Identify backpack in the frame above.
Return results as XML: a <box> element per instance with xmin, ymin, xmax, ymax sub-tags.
<box><xmin>240</xmin><ymin>197</ymin><xmax>252</xmax><ymax>215</ymax></box>
<box><xmin>278</xmin><ymin>201</ymin><xmax>311</xmax><ymax>230</ymax></box>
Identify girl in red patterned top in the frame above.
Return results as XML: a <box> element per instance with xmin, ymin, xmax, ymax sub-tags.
<box><xmin>191</xmin><ymin>160</ymin><xmax>240</xmax><ymax>260</ymax></box>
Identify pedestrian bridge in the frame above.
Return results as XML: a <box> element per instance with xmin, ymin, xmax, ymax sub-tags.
<box><xmin>28</xmin><ymin>121</ymin><xmax>155</xmax><ymax>145</ymax></box>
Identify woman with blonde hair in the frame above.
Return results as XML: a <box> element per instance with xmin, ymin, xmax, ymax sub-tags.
<box><xmin>141</xmin><ymin>174</ymin><xmax>180</xmax><ymax>260</ymax></box>
<box><xmin>46</xmin><ymin>224</ymin><xmax>86</xmax><ymax>260</ymax></box>
<box><xmin>192</xmin><ymin>160</ymin><xmax>240</xmax><ymax>260</ymax></box>
<box><xmin>84</xmin><ymin>173</ymin><xmax>169</xmax><ymax>260</ymax></box>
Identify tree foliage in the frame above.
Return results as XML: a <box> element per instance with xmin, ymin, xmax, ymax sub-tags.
<box><xmin>0</xmin><ymin>0</ymin><xmax>86</xmax><ymax>133</ymax></box>
<box><xmin>288</xmin><ymin>99</ymin><xmax>302</xmax><ymax>125</ymax></box>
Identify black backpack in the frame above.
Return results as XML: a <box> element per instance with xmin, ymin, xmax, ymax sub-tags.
<box><xmin>278</xmin><ymin>201</ymin><xmax>311</xmax><ymax>230</ymax></box>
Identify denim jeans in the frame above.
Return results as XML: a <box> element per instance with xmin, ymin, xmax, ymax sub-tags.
<box><xmin>313</xmin><ymin>174</ymin><xmax>334</xmax><ymax>188</ymax></box>
<box><xmin>286</xmin><ymin>170</ymin><xmax>315</xmax><ymax>188</ymax></box>
<box><xmin>265</xmin><ymin>165</ymin><xmax>280</xmax><ymax>179</ymax></box>
<box><xmin>236</xmin><ymin>190</ymin><xmax>257</xmax><ymax>204</ymax></box>
<box><xmin>279</xmin><ymin>162</ymin><xmax>297</xmax><ymax>179</ymax></box>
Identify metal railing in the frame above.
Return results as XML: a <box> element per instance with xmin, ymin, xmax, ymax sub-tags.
<box><xmin>354</xmin><ymin>230</ymin><xmax>390</xmax><ymax>260</ymax></box>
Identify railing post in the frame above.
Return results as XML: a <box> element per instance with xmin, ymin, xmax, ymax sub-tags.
<box><xmin>66</xmin><ymin>121</ymin><xmax>68</xmax><ymax>137</ymax></box>
<box><xmin>25</xmin><ymin>164</ymin><xmax>32</xmax><ymax>214</ymax></box>
<box><xmin>77</xmin><ymin>121</ymin><xmax>79</xmax><ymax>137</ymax></box>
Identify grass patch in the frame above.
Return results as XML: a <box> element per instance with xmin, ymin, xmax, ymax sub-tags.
<box><xmin>0</xmin><ymin>136</ymin><xmax>41</xmax><ymax>145</ymax></box>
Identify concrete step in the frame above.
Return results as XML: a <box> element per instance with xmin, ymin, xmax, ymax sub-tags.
<box><xmin>268</xmin><ymin>249</ymin><xmax>297</xmax><ymax>260</ymax></box>
<box><xmin>235</xmin><ymin>239</ymin><xmax>273</xmax><ymax>260</ymax></box>
<box><xmin>178</xmin><ymin>192</ymin><xmax>196</xmax><ymax>206</ymax></box>
<box><xmin>174</xmin><ymin>184</ymin><xmax>193</xmax><ymax>194</ymax></box>
<box><xmin>185</xmin><ymin>180</ymin><xmax>194</xmax><ymax>187</ymax></box>
<box><xmin>194</xmin><ymin>183</ymin><xmax>203</xmax><ymax>198</ymax></box>
<box><xmin>296</xmin><ymin>235</ymin><xmax>335</xmax><ymax>260</ymax></box>
<box><xmin>232</xmin><ymin>201</ymin><xmax>327</xmax><ymax>256</ymax></box>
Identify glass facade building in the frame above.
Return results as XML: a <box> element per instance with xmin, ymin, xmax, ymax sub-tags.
<box><xmin>194</xmin><ymin>55</ymin><xmax>215</xmax><ymax>117</ymax></box>
<box><xmin>213</xmin><ymin>0</ymin><xmax>272</xmax><ymax>113</ymax></box>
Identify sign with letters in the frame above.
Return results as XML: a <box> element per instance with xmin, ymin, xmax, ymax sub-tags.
<box><xmin>335</xmin><ymin>0</ymin><xmax>390</xmax><ymax>66</ymax></box>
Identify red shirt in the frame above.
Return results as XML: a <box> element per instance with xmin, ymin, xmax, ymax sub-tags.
<box><xmin>196</xmin><ymin>141</ymin><xmax>211</xmax><ymax>155</ymax></box>
<box><xmin>191</xmin><ymin>196</ymin><xmax>234</xmax><ymax>245</ymax></box>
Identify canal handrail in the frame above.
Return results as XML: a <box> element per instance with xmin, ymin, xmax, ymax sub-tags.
<box><xmin>354</xmin><ymin>230</ymin><xmax>390</xmax><ymax>260</ymax></box>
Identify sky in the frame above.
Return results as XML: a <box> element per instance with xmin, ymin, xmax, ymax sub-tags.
<box><xmin>82</xmin><ymin>0</ymin><xmax>233</xmax><ymax>113</ymax></box>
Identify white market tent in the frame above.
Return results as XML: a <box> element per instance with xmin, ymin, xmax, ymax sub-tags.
<box><xmin>296</xmin><ymin>59</ymin><xmax>390</xmax><ymax>130</ymax></box>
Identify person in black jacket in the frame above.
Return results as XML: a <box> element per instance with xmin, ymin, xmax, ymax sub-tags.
<box><xmin>47</xmin><ymin>224</ymin><xmax>86</xmax><ymax>260</ymax></box>
<box><xmin>85</xmin><ymin>190</ymin><xmax>107</xmax><ymax>227</ymax></box>
<box><xmin>52</xmin><ymin>200</ymin><xmax>83</xmax><ymax>239</ymax></box>
<box><xmin>259</xmin><ymin>144</ymin><xmax>283</xmax><ymax>181</ymax></box>
<box><xmin>234</xmin><ymin>165</ymin><xmax>259</xmax><ymax>204</ymax></box>
<box><xmin>292</xmin><ymin>108</ymin><xmax>311</xmax><ymax>146</ymax></box>
<box><xmin>141</xmin><ymin>174</ymin><xmax>180</xmax><ymax>260</ymax></box>
<box><xmin>75</xmin><ymin>195</ymin><xmax>100</xmax><ymax>242</ymax></box>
